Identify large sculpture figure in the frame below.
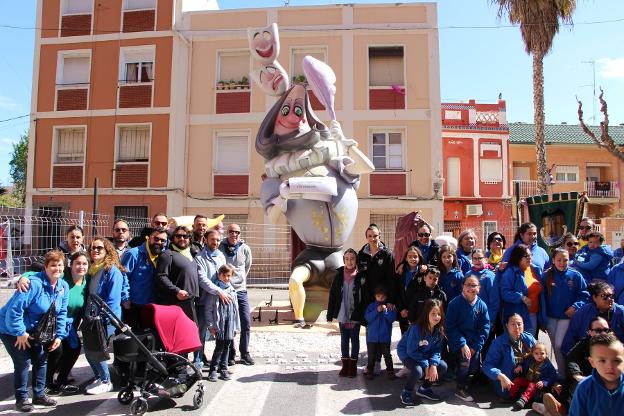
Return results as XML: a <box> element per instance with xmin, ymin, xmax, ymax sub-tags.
<box><xmin>248</xmin><ymin>24</ymin><xmax>374</xmax><ymax>327</ymax></box>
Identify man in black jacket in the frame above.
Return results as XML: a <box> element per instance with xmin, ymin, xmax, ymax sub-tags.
<box><xmin>154</xmin><ymin>226</ymin><xmax>199</xmax><ymax>322</ymax></box>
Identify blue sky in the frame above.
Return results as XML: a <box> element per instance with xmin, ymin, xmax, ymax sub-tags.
<box><xmin>1</xmin><ymin>0</ymin><xmax>623</xmax><ymax>186</ymax></box>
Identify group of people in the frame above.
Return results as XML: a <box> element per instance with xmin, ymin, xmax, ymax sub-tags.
<box><xmin>0</xmin><ymin>213</ymin><xmax>254</xmax><ymax>413</ymax></box>
<box><xmin>327</xmin><ymin>220</ymin><xmax>624</xmax><ymax>415</ymax></box>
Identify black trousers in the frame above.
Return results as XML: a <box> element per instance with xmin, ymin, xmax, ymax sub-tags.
<box><xmin>209</xmin><ymin>339</ymin><xmax>232</xmax><ymax>372</ymax></box>
<box><xmin>46</xmin><ymin>338</ymin><xmax>81</xmax><ymax>385</ymax></box>
<box><xmin>366</xmin><ymin>342</ymin><xmax>393</xmax><ymax>371</ymax></box>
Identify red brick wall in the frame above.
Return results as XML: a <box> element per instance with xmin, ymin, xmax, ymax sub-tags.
<box><xmin>370</xmin><ymin>173</ymin><xmax>406</xmax><ymax>196</ymax></box>
<box><xmin>369</xmin><ymin>88</ymin><xmax>405</xmax><ymax>110</ymax></box>
<box><xmin>119</xmin><ymin>85</ymin><xmax>152</xmax><ymax>108</ymax></box>
<box><xmin>115</xmin><ymin>164</ymin><xmax>148</xmax><ymax>187</ymax></box>
<box><xmin>215</xmin><ymin>91</ymin><xmax>251</xmax><ymax>114</ymax></box>
<box><xmin>56</xmin><ymin>88</ymin><xmax>88</xmax><ymax>111</ymax></box>
<box><xmin>60</xmin><ymin>14</ymin><xmax>91</xmax><ymax>37</ymax></box>
<box><xmin>214</xmin><ymin>175</ymin><xmax>249</xmax><ymax>196</ymax></box>
<box><xmin>122</xmin><ymin>10</ymin><xmax>156</xmax><ymax>33</ymax></box>
<box><xmin>52</xmin><ymin>165</ymin><xmax>83</xmax><ymax>188</ymax></box>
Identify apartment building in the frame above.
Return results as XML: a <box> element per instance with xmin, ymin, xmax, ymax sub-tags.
<box><xmin>27</xmin><ymin>1</ymin><xmax>442</xmax><ymax>250</ymax></box>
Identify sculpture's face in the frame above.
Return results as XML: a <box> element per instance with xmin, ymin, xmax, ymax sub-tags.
<box><xmin>248</xmin><ymin>24</ymin><xmax>279</xmax><ymax>63</ymax></box>
<box><xmin>274</xmin><ymin>84</ymin><xmax>309</xmax><ymax>136</ymax></box>
<box><xmin>251</xmin><ymin>62</ymin><xmax>289</xmax><ymax>96</ymax></box>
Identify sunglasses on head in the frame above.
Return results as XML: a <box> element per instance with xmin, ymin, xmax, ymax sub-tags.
<box><xmin>418</xmin><ymin>232</ymin><xmax>430</xmax><ymax>238</ymax></box>
<box><xmin>591</xmin><ymin>327</ymin><xmax>613</xmax><ymax>334</ymax></box>
<box><xmin>566</xmin><ymin>241</ymin><xmax>580</xmax><ymax>247</ymax></box>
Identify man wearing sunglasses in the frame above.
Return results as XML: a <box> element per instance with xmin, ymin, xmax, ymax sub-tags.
<box><xmin>219</xmin><ymin>224</ymin><xmax>254</xmax><ymax>365</ymax></box>
<box><xmin>109</xmin><ymin>219</ymin><xmax>131</xmax><ymax>257</ymax></box>
<box><xmin>154</xmin><ymin>226</ymin><xmax>199</xmax><ymax>322</ymax></box>
<box><xmin>577</xmin><ymin>218</ymin><xmax>595</xmax><ymax>250</ymax></box>
<box><xmin>129</xmin><ymin>212</ymin><xmax>169</xmax><ymax>248</ymax></box>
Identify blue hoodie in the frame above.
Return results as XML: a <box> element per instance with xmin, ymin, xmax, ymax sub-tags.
<box><xmin>467</xmin><ymin>268</ymin><xmax>500</xmax><ymax>325</ymax></box>
<box><xmin>456</xmin><ymin>247</ymin><xmax>472</xmax><ymax>275</ymax></box>
<box><xmin>121</xmin><ymin>243</ymin><xmax>156</xmax><ymax>305</ymax></box>
<box><xmin>575</xmin><ymin>244</ymin><xmax>614</xmax><ymax>283</ymax></box>
<box><xmin>608</xmin><ymin>263</ymin><xmax>624</xmax><ymax>305</ymax></box>
<box><xmin>569</xmin><ymin>370</ymin><xmax>624</xmax><ymax>416</ymax></box>
<box><xmin>542</xmin><ymin>267</ymin><xmax>590</xmax><ymax>320</ymax></box>
<box><xmin>440</xmin><ymin>268</ymin><xmax>464</xmax><ymax>302</ymax></box>
<box><xmin>0</xmin><ymin>271</ymin><xmax>69</xmax><ymax>339</ymax></box>
<box><xmin>364</xmin><ymin>301</ymin><xmax>396</xmax><ymax>343</ymax></box>
<box><xmin>503</xmin><ymin>240</ymin><xmax>551</xmax><ymax>273</ymax></box>
<box><xmin>500</xmin><ymin>265</ymin><xmax>547</xmax><ymax>332</ymax></box>
<box><xmin>561</xmin><ymin>302</ymin><xmax>624</xmax><ymax>355</ymax></box>
<box><xmin>482</xmin><ymin>331</ymin><xmax>537</xmax><ymax>383</ymax></box>
<box><xmin>446</xmin><ymin>294</ymin><xmax>490</xmax><ymax>353</ymax></box>
<box><xmin>521</xmin><ymin>356</ymin><xmax>559</xmax><ymax>388</ymax></box>
<box><xmin>396</xmin><ymin>323</ymin><xmax>443</xmax><ymax>368</ymax></box>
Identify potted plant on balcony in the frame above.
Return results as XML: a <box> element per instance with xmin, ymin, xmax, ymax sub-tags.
<box><xmin>217</xmin><ymin>80</ymin><xmax>226</xmax><ymax>91</ymax></box>
<box><xmin>241</xmin><ymin>76</ymin><xmax>249</xmax><ymax>89</ymax></box>
<box><xmin>229</xmin><ymin>79</ymin><xmax>237</xmax><ymax>90</ymax></box>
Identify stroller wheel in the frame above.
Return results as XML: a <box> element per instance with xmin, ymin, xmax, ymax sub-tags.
<box><xmin>192</xmin><ymin>388</ymin><xmax>204</xmax><ymax>409</ymax></box>
<box><xmin>118</xmin><ymin>387</ymin><xmax>134</xmax><ymax>405</ymax></box>
<box><xmin>130</xmin><ymin>397</ymin><xmax>148</xmax><ymax>415</ymax></box>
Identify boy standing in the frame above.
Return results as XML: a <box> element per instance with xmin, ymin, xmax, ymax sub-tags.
<box><xmin>569</xmin><ymin>333</ymin><xmax>624</xmax><ymax>416</ymax></box>
<box><xmin>364</xmin><ymin>286</ymin><xmax>397</xmax><ymax>380</ymax></box>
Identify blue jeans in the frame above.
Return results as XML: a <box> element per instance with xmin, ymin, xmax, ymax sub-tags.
<box><xmin>339</xmin><ymin>323</ymin><xmax>360</xmax><ymax>359</ymax></box>
<box><xmin>230</xmin><ymin>290</ymin><xmax>251</xmax><ymax>358</ymax></box>
<box><xmin>84</xmin><ymin>323</ymin><xmax>114</xmax><ymax>383</ymax></box>
<box><xmin>455</xmin><ymin>349</ymin><xmax>481</xmax><ymax>387</ymax></box>
<box><xmin>194</xmin><ymin>304</ymin><xmax>208</xmax><ymax>367</ymax></box>
<box><xmin>0</xmin><ymin>333</ymin><xmax>48</xmax><ymax>401</ymax></box>
<box><xmin>403</xmin><ymin>357</ymin><xmax>448</xmax><ymax>391</ymax></box>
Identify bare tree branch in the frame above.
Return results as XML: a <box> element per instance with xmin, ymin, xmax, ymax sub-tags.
<box><xmin>577</xmin><ymin>90</ymin><xmax>624</xmax><ymax>161</ymax></box>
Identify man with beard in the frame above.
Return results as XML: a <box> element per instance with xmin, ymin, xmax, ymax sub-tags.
<box><xmin>190</xmin><ymin>215</ymin><xmax>208</xmax><ymax>257</ymax></box>
<box><xmin>194</xmin><ymin>229</ymin><xmax>228</xmax><ymax>368</ymax></box>
<box><xmin>121</xmin><ymin>227</ymin><xmax>167</xmax><ymax>329</ymax></box>
<box><xmin>219</xmin><ymin>223</ymin><xmax>254</xmax><ymax>365</ymax></box>
<box><xmin>109</xmin><ymin>219</ymin><xmax>130</xmax><ymax>257</ymax></box>
<box><xmin>155</xmin><ymin>226</ymin><xmax>199</xmax><ymax>322</ymax></box>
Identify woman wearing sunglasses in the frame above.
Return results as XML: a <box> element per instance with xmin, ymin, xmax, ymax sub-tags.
<box><xmin>561</xmin><ymin>280</ymin><xmax>624</xmax><ymax>356</ymax></box>
<box><xmin>562</xmin><ymin>233</ymin><xmax>580</xmax><ymax>267</ymax></box>
<box><xmin>485</xmin><ymin>232</ymin><xmax>506</xmax><ymax>270</ymax></box>
<box><xmin>409</xmin><ymin>224</ymin><xmax>440</xmax><ymax>267</ymax></box>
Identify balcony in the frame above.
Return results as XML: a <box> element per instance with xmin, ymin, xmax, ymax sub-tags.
<box><xmin>511</xmin><ymin>179</ymin><xmax>620</xmax><ymax>202</ymax></box>
<box><xmin>511</xmin><ymin>180</ymin><xmax>538</xmax><ymax>198</ymax></box>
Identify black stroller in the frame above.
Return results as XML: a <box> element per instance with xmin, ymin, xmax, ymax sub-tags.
<box><xmin>88</xmin><ymin>295</ymin><xmax>204</xmax><ymax>415</ymax></box>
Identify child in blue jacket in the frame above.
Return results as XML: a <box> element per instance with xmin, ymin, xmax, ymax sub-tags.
<box><xmin>364</xmin><ymin>285</ymin><xmax>397</xmax><ymax>379</ymax></box>
<box><xmin>437</xmin><ymin>245</ymin><xmax>464</xmax><ymax>303</ymax></box>
<box><xmin>466</xmin><ymin>249</ymin><xmax>499</xmax><ymax>329</ymax></box>
<box><xmin>397</xmin><ymin>299</ymin><xmax>447</xmax><ymax>406</ymax></box>
<box><xmin>509</xmin><ymin>342</ymin><xmax>559</xmax><ymax>410</ymax></box>
<box><xmin>569</xmin><ymin>333</ymin><xmax>624</xmax><ymax>416</ymax></box>
<box><xmin>574</xmin><ymin>231</ymin><xmax>613</xmax><ymax>283</ymax></box>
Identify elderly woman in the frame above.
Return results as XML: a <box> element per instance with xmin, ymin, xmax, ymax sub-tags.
<box><xmin>83</xmin><ymin>237</ymin><xmax>124</xmax><ymax>395</ymax></box>
<box><xmin>482</xmin><ymin>313</ymin><xmax>537</xmax><ymax>399</ymax></box>
<box><xmin>0</xmin><ymin>250</ymin><xmax>69</xmax><ymax>412</ymax></box>
<box><xmin>500</xmin><ymin>244</ymin><xmax>546</xmax><ymax>335</ymax></box>
<box><xmin>503</xmin><ymin>222</ymin><xmax>550</xmax><ymax>273</ymax></box>
<box><xmin>561</xmin><ymin>280</ymin><xmax>624</xmax><ymax>355</ymax></box>
<box><xmin>456</xmin><ymin>229</ymin><xmax>477</xmax><ymax>275</ymax></box>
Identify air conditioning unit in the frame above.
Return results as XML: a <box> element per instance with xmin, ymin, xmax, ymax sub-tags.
<box><xmin>466</xmin><ymin>204</ymin><xmax>483</xmax><ymax>216</ymax></box>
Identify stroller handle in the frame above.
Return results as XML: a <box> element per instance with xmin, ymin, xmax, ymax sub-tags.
<box><xmin>88</xmin><ymin>294</ymin><xmax>169</xmax><ymax>377</ymax></box>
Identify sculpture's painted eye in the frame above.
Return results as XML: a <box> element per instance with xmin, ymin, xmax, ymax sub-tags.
<box><xmin>281</xmin><ymin>105</ymin><xmax>290</xmax><ymax>116</ymax></box>
<box><xmin>294</xmin><ymin>105</ymin><xmax>303</xmax><ymax>118</ymax></box>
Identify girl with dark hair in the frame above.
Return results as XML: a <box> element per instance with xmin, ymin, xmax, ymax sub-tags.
<box><xmin>396</xmin><ymin>246</ymin><xmax>426</xmax><ymax>334</ymax></box>
<box><xmin>397</xmin><ymin>299</ymin><xmax>447</xmax><ymax>406</ymax></box>
<box><xmin>437</xmin><ymin>245</ymin><xmax>464</xmax><ymax>303</ymax></box>
<box><xmin>57</xmin><ymin>225</ymin><xmax>85</xmax><ymax>260</ymax></box>
<box><xmin>502</xmin><ymin>222</ymin><xmax>551</xmax><ymax>273</ymax></box>
<box><xmin>486</xmin><ymin>232</ymin><xmax>506</xmax><ymax>269</ymax></box>
<box><xmin>561</xmin><ymin>280</ymin><xmax>624</xmax><ymax>355</ymax></box>
<box><xmin>327</xmin><ymin>248</ymin><xmax>363</xmax><ymax>378</ymax></box>
<box><xmin>500</xmin><ymin>244</ymin><xmax>546</xmax><ymax>335</ymax></box>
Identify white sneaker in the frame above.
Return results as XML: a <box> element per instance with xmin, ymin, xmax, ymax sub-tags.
<box><xmin>532</xmin><ymin>402</ymin><xmax>548</xmax><ymax>415</ymax></box>
<box><xmin>396</xmin><ymin>367</ymin><xmax>411</xmax><ymax>378</ymax></box>
<box><xmin>84</xmin><ymin>379</ymin><xmax>101</xmax><ymax>391</ymax></box>
<box><xmin>86</xmin><ymin>381</ymin><xmax>113</xmax><ymax>395</ymax></box>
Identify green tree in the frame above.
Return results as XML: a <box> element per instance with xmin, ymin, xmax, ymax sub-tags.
<box><xmin>8</xmin><ymin>131</ymin><xmax>28</xmax><ymax>206</ymax></box>
<box><xmin>493</xmin><ymin>0</ymin><xmax>576</xmax><ymax>194</ymax></box>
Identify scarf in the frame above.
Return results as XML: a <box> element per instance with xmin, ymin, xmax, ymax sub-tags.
<box><xmin>489</xmin><ymin>251</ymin><xmax>503</xmax><ymax>266</ymax></box>
<box><xmin>145</xmin><ymin>242</ymin><xmax>158</xmax><ymax>267</ymax></box>
<box><xmin>88</xmin><ymin>261</ymin><xmax>105</xmax><ymax>277</ymax></box>
<box><xmin>171</xmin><ymin>243</ymin><xmax>193</xmax><ymax>261</ymax></box>
<box><xmin>223</xmin><ymin>241</ymin><xmax>242</xmax><ymax>257</ymax></box>
<box><xmin>344</xmin><ymin>266</ymin><xmax>357</xmax><ymax>284</ymax></box>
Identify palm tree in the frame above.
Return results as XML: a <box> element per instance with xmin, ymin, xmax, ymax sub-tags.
<box><xmin>493</xmin><ymin>0</ymin><xmax>576</xmax><ymax>194</ymax></box>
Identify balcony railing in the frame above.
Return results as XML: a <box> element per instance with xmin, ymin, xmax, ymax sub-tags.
<box><xmin>511</xmin><ymin>180</ymin><xmax>538</xmax><ymax>197</ymax></box>
<box><xmin>585</xmin><ymin>181</ymin><xmax>620</xmax><ymax>199</ymax></box>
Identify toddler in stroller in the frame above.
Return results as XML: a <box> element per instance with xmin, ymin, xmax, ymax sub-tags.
<box><xmin>89</xmin><ymin>295</ymin><xmax>204</xmax><ymax>415</ymax></box>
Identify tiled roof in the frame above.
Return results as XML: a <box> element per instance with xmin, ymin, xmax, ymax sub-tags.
<box><xmin>509</xmin><ymin>123</ymin><xmax>624</xmax><ymax>145</ymax></box>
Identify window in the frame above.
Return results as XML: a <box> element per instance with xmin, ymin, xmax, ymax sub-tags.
<box><xmin>369</xmin><ymin>214</ymin><xmax>402</xmax><ymax>251</ymax></box>
<box><xmin>118</xmin><ymin>125</ymin><xmax>150</xmax><ymax>162</ymax></box>
<box><xmin>369</xmin><ymin>46</ymin><xmax>404</xmax><ymax>87</ymax></box>
<box><xmin>114</xmin><ymin>206</ymin><xmax>148</xmax><ymax>237</ymax></box>
<box><xmin>291</xmin><ymin>47</ymin><xmax>326</xmax><ymax>82</ymax></box>
<box><xmin>120</xmin><ymin>48</ymin><xmax>154</xmax><ymax>83</ymax></box>
<box><xmin>513</xmin><ymin>166</ymin><xmax>531</xmax><ymax>180</ymax></box>
<box><xmin>57</xmin><ymin>54</ymin><xmax>90</xmax><ymax>86</ymax></box>
<box><xmin>447</xmin><ymin>157</ymin><xmax>460</xmax><ymax>196</ymax></box>
<box><xmin>371</xmin><ymin>131</ymin><xmax>403</xmax><ymax>170</ymax></box>
<box><xmin>55</xmin><ymin>128</ymin><xmax>85</xmax><ymax>163</ymax></box>
<box><xmin>480</xmin><ymin>159</ymin><xmax>503</xmax><ymax>183</ymax></box>
<box><xmin>483</xmin><ymin>221</ymin><xmax>497</xmax><ymax>248</ymax></box>
<box><xmin>63</xmin><ymin>0</ymin><xmax>93</xmax><ymax>14</ymax></box>
<box><xmin>555</xmin><ymin>165</ymin><xmax>579</xmax><ymax>183</ymax></box>
<box><xmin>586</xmin><ymin>167</ymin><xmax>601</xmax><ymax>182</ymax></box>
<box><xmin>123</xmin><ymin>0</ymin><xmax>155</xmax><ymax>10</ymax></box>
<box><xmin>214</xmin><ymin>134</ymin><xmax>249</xmax><ymax>173</ymax></box>
<box><xmin>218</xmin><ymin>52</ymin><xmax>250</xmax><ymax>86</ymax></box>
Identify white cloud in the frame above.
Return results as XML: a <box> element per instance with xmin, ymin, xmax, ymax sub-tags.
<box><xmin>0</xmin><ymin>95</ymin><xmax>21</xmax><ymax>111</ymax></box>
<box><xmin>597</xmin><ymin>57</ymin><xmax>624</xmax><ymax>79</ymax></box>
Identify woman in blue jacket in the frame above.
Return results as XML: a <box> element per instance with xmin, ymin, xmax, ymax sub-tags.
<box><xmin>574</xmin><ymin>231</ymin><xmax>613</xmax><ymax>283</ymax></box>
<box><xmin>0</xmin><ymin>250</ymin><xmax>69</xmax><ymax>412</ymax></box>
<box><xmin>456</xmin><ymin>230</ymin><xmax>477</xmax><ymax>275</ymax></box>
<box><xmin>397</xmin><ymin>299</ymin><xmax>447</xmax><ymax>406</ymax></box>
<box><xmin>83</xmin><ymin>237</ymin><xmax>124</xmax><ymax>395</ymax></box>
<box><xmin>608</xmin><ymin>261</ymin><xmax>624</xmax><ymax>306</ymax></box>
<box><xmin>503</xmin><ymin>222</ymin><xmax>551</xmax><ymax>273</ymax></box>
<box><xmin>482</xmin><ymin>314</ymin><xmax>537</xmax><ymax>399</ymax></box>
<box><xmin>445</xmin><ymin>275</ymin><xmax>490</xmax><ymax>402</ymax></box>
<box><xmin>542</xmin><ymin>248</ymin><xmax>589</xmax><ymax>376</ymax></box>
<box><xmin>561</xmin><ymin>280</ymin><xmax>624</xmax><ymax>355</ymax></box>
<box><xmin>500</xmin><ymin>244</ymin><xmax>546</xmax><ymax>335</ymax></box>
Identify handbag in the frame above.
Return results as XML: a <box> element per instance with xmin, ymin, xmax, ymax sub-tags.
<box><xmin>31</xmin><ymin>301</ymin><xmax>57</xmax><ymax>344</ymax></box>
<box><xmin>80</xmin><ymin>297</ymin><xmax>110</xmax><ymax>361</ymax></box>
